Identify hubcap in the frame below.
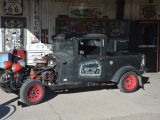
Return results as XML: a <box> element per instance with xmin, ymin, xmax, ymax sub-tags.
<box><xmin>124</xmin><ymin>75</ymin><xmax>136</xmax><ymax>90</ymax></box>
<box><xmin>126</xmin><ymin>80</ymin><xmax>129</xmax><ymax>84</ymax></box>
<box><xmin>27</xmin><ymin>85</ymin><xmax>42</xmax><ymax>102</ymax></box>
<box><xmin>31</xmin><ymin>90</ymin><xmax>35</xmax><ymax>95</ymax></box>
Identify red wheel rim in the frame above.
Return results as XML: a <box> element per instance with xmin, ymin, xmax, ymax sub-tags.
<box><xmin>27</xmin><ymin>85</ymin><xmax>42</xmax><ymax>102</ymax></box>
<box><xmin>124</xmin><ymin>75</ymin><xmax>137</xmax><ymax>90</ymax></box>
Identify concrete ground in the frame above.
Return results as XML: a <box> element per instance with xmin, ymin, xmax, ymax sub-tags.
<box><xmin>0</xmin><ymin>73</ymin><xmax>160</xmax><ymax>120</ymax></box>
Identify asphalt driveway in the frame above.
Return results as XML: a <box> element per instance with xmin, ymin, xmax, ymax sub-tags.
<box><xmin>0</xmin><ymin>73</ymin><xmax>160</xmax><ymax>120</ymax></box>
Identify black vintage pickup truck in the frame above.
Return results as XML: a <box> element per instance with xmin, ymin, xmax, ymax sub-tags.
<box><xmin>0</xmin><ymin>34</ymin><xmax>147</xmax><ymax>105</ymax></box>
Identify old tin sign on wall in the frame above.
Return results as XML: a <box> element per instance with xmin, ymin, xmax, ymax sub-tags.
<box><xmin>140</xmin><ymin>5</ymin><xmax>157</xmax><ymax>20</ymax></box>
<box><xmin>4</xmin><ymin>0</ymin><xmax>23</xmax><ymax>15</ymax></box>
<box><xmin>69</xmin><ymin>6</ymin><xmax>103</xmax><ymax>18</ymax></box>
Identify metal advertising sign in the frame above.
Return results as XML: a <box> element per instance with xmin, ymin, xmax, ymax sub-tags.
<box><xmin>4</xmin><ymin>0</ymin><xmax>23</xmax><ymax>15</ymax></box>
<box><xmin>140</xmin><ymin>5</ymin><xmax>157</xmax><ymax>20</ymax></box>
<box><xmin>31</xmin><ymin>0</ymin><xmax>40</xmax><ymax>42</ymax></box>
<box><xmin>69</xmin><ymin>6</ymin><xmax>103</xmax><ymax>18</ymax></box>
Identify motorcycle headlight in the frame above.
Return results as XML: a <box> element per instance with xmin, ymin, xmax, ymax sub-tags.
<box><xmin>12</xmin><ymin>63</ymin><xmax>22</xmax><ymax>72</ymax></box>
<box><xmin>3</xmin><ymin>61</ymin><xmax>12</xmax><ymax>70</ymax></box>
<box><xmin>12</xmin><ymin>65</ymin><xmax>15</xmax><ymax>72</ymax></box>
<box><xmin>141</xmin><ymin>55</ymin><xmax>146</xmax><ymax>67</ymax></box>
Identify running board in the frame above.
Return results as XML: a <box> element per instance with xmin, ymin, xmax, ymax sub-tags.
<box><xmin>45</xmin><ymin>82</ymin><xmax>94</xmax><ymax>90</ymax></box>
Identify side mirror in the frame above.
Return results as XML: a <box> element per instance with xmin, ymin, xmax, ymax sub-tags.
<box><xmin>80</xmin><ymin>50</ymin><xmax>84</xmax><ymax>55</ymax></box>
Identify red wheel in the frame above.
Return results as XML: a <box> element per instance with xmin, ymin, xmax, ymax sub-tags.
<box><xmin>117</xmin><ymin>72</ymin><xmax>139</xmax><ymax>93</ymax></box>
<box><xmin>20</xmin><ymin>80</ymin><xmax>45</xmax><ymax>105</ymax></box>
<box><xmin>124</xmin><ymin>75</ymin><xmax>137</xmax><ymax>90</ymax></box>
<box><xmin>27</xmin><ymin>85</ymin><xmax>43</xmax><ymax>102</ymax></box>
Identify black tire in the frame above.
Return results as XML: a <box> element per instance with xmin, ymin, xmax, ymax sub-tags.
<box><xmin>117</xmin><ymin>71</ymin><xmax>139</xmax><ymax>93</ymax></box>
<box><xmin>20</xmin><ymin>80</ymin><xmax>45</xmax><ymax>105</ymax></box>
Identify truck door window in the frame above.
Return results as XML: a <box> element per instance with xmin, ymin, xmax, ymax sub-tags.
<box><xmin>78</xmin><ymin>39</ymin><xmax>100</xmax><ymax>55</ymax></box>
<box><xmin>53</xmin><ymin>39</ymin><xmax>73</xmax><ymax>55</ymax></box>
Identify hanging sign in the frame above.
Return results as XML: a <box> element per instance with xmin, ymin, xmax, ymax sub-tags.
<box><xmin>140</xmin><ymin>5</ymin><xmax>157</xmax><ymax>20</ymax></box>
<box><xmin>4</xmin><ymin>0</ymin><xmax>23</xmax><ymax>15</ymax></box>
<box><xmin>31</xmin><ymin>0</ymin><xmax>40</xmax><ymax>42</ymax></box>
<box><xmin>69</xmin><ymin>6</ymin><xmax>103</xmax><ymax>18</ymax></box>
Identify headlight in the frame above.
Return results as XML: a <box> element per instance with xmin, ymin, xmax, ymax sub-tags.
<box><xmin>50</xmin><ymin>60</ymin><xmax>54</xmax><ymax>65</ymax></box>
<box><xmin>12</xmin><ymin>64</ymin><xmax>22</xmax><ymax>72</ymax></box>
<box><xmin>3</xmin><ymin>61</ymin><xmax>12</xmax><ymax>69</ymax></box>
<box><xmin>52</xmin><ymin>55</ymin><xmax>57</xmax><ymax>62</ymax></box>
<box><xmin>141</xmin><ymin>55</ymin><xmax>146</xmax><ymax>67</ymax></box>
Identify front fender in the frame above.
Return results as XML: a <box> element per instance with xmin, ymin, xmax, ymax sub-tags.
<box><xmin>112</xmin><ymin>66</ymin><xmax>141</xmax><ymax>83</ymax></box>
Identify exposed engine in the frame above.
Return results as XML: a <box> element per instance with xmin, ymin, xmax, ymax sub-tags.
<box><xmin>30</xmin><ymin>55</ymin><xmax>58</xmax><ymax>85</ymax></box>
<box><xmin>0</xmin><ymin>55</ymin><xmax>58</xmax><ymax>92</ymax></box>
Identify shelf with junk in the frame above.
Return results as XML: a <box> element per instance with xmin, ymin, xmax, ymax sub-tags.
<box><xmin>109</xmin><ymin>20</ymin><xmax>128</xmax><ymax>40</ymax></box>
<box><xmin>56</xmin><ymin>18</ymin><xmax>107</xmax><ymax>35</ymax></box>
<box><xmin>5</xmin><ymin>28</ymin><xmax>24</xmax><ymax>52</ymax></box>
<box><xmin>1</xmin><ymin>17</ymin><xmax>26</xmax><ymax>52</ymax></box>
<box><xmin>109</xmin><ymin>20</ymin><xmax>129</xmax><ymax>52</ymax></box>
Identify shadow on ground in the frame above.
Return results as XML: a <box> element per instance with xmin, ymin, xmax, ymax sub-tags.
<box><xmin>0</xmin><ymin>97</ymin><xmax>19</xmax><ymax>120</ymax></box>
<box><xmin>44</xmin><ymin>76</ymin><xmax>150</xmax><ymax>102</ymax></box>
<box><xmin>44</xmin><ymin>84</ymin><xmax>117</xmax><ymax>102</ymax></box>
<box><xmin>18</xmin><ymin>85</ymin><xmax>117</xmax><ymax>107</ymax></box>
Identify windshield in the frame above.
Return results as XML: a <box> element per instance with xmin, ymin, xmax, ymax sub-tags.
<box><xmin>53</xmin><ymin>39</ymin><xmax>73</xmax><ymax>55</ymax></box>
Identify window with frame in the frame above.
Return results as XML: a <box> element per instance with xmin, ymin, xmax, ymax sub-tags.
<box><xmin>78</xmin><ymin>39</ymin><xmax>101</xmax><ymax>55</ymax></box>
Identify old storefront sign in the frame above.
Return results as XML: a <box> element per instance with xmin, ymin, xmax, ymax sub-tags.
<box><xmin>31</xmin><ymin>0</ymin><xmax>40</xmax><ymax>42</ymax></box>
<box><xmin>4</xmin><ymin>0</ymin><xmax>23</xmax><ymax>15</ymax></box>
<box><xmin>58</xmin><ymin>20</ymin><xmax>106</xmax><ymax>34</ymax></box>
<box><xmin>69</xmin><ymin>6</ymin><xmax>103</xmax><ymax>18</ymax></box>
<box><xmin>74</xmin><ymin>25</ymin><xmax>92</xmax><ymax>32</ymax></box>
<box><xmin>140</xmin><ymin>5</ymin><xmax>157</xmax><ymax>20</ymax></box>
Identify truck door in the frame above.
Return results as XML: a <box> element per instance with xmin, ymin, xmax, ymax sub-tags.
<box><xmin>76</xmin><ymin>38</ymin><xmax>103</xmax><ymax>82</ymax></box>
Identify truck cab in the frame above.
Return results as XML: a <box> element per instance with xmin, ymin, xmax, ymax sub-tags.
<box><xmin>52</xmin><ymin>34</ymin><xmax>107</xmax><ymax>83</ymax></box>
